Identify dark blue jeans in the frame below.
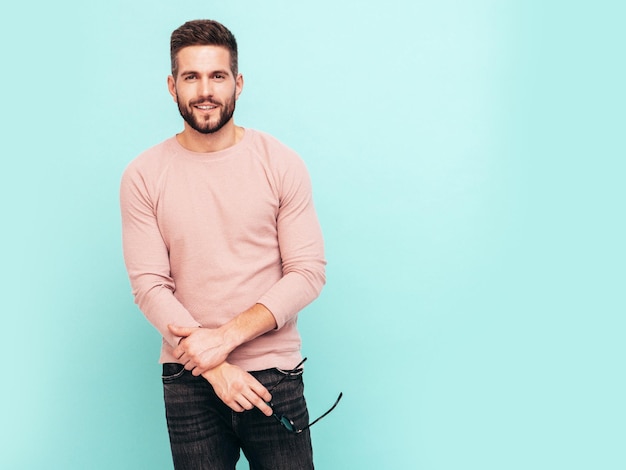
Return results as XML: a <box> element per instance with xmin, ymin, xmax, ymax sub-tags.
<box><xmin>162</xmin><ymin>363</ymin><xmax>314</xmax><ymax>470</ymax></box>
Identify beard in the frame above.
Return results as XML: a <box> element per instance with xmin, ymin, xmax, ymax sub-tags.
<box><xmin>177</xmin><ymin>92</ymin><xmax>236</xmax><ymax>134</ymax></box>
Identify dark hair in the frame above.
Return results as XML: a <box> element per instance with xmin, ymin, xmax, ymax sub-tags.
<box><xmin>170</xmin><ymin>19</ymin><xmax>238</xmax><ymax>78</ymax></box>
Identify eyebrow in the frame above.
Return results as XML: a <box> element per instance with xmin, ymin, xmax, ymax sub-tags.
<box><xmin>179</xmin><ymin>69</ymin><xmax>231</xmax><ymax>77</ymax></box>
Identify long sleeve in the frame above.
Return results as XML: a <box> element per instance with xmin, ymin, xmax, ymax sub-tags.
<box><xmin>256</xmin><ymin>155</ymin><xmax>326</xmax><ymax>329</ymax></box>
<box><xmin>120</xmin><ymin>158</ymin><xmax>201</xmax><ymax>348</ymax></box>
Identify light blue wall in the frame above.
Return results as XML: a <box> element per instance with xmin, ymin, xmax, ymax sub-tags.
<box><xmin>2</xmin><ymin>1</ymin><xmax>624</xmax><ymax>469</ymax></box>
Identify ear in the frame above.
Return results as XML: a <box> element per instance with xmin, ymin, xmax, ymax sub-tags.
<box><xmin>167</xmin><ymin>75</ymin><xmax>178</xmax><ymax>102</ymax></box>
<box><xmin>235</xmin><ymin>73</ymin><xmax>244</xmax><ymax>100</ymax></box>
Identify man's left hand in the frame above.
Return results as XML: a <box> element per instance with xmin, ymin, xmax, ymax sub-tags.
<box><xmin>168</xmin><ymin>324</ymin><xmax>233</xmax><ymax>376</ymax></box>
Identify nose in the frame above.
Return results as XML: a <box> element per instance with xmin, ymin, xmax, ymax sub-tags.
<box><xmin>199</xmin><ymin>76</ymin><xmax>213</xmax><ymax>98</ymax></box>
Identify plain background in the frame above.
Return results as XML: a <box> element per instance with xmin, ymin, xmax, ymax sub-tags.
<box><xmin>1</xmin><ymin>1</ymin><xmax>624</xmax><ymax>468</ymax></box>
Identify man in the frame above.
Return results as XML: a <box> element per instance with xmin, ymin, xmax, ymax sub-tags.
<box><xmin>120</xmin><ymin>19</ymin><xmax>326</xmax><ymax>469</ymax></box>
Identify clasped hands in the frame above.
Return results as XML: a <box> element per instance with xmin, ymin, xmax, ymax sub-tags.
<box><xmin>169</xmin><ymin>324</ymin><xmax>231</xmax><ymax>375</ymax></box>
<box><xmin>168</xmin><ymin>324</ymin><xmax>273</xmax><ymax>416</ymax></box>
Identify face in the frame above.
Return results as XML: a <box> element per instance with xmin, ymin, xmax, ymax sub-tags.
<box><xmin>168</xmin><ymin>45</ymin><xmax>243</xmax><ymax>135</ymax></box>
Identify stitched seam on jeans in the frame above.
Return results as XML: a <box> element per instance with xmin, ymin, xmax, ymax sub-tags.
<box><xmin>161</xmin><ymin>365</ymin><xmax>186</xmax><ymax>381</ymax></box>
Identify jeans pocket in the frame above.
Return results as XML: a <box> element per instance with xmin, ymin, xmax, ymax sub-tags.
<box><xmin>162</xmin><ymin>363</ymin><xmax>186</xmax><ymax>383</ymax></box>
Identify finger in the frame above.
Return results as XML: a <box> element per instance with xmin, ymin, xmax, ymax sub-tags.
<box><xmin>191</xmin><ymin>365</ymin><xmax>207</xmax><ymax>377</ymax></box>
<box><xmin>255</xmin><ymin>398</ymin><xmax>273</xmax><ymax>416</ymax></box>
<box><xmin>181</xmin><ymin>354</ymin><xmax>200</xmax><ymax>371</ymax></box>
<box><xmin>246</xmin><ymin>383</ymin><xmax>273</xmax><ymax>416</ymax></box>
<box><xmin>172</xmin><ymin>350</ymin><xmax>194</xmax><ymax>370</ymax></box>
<box><xmin>173</xmin><ymin>344</ymin><xmax>189</xmax><ymax>362</ymax></box>
<box><xmin>249</xmin><ymin>380</ymin><xmax>272</xmax><ymax>403</ymax></box>
<box><xmin>237</xmin><ymin>395</ymin><xmax>255</xmax><ymax>411</ymax></box>
<box><xmin>253</xmin><ymin>394</ymin><xmax>273</xmax><ymax>416</ymax></box>
<box><xmin>170</xmin><ymin>327</ymin><xmax>190</xmax><ymax>357</ymax></box>
<box><xmin>173</xmin><ymin>338</ymin><xmax>198</xmax><ymax>363</ymax></box>
<box><xmin>168</xmin><ymin>324</ymin><xmax>197</xmax><ymax>337</ymax></box>
<box><xmin>224</xmin><ymin>399</ymin><xmax>245</xmax><ymax>413</ymax></box>
<box><xmin>224</xmin><ymin>394</ymin><xmax>252</xmax><ymax>413</ymax></box>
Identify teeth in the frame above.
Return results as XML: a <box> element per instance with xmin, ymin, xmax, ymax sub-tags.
<box><xmin>196</xmin><ymin>105</ymin><xmax>216</xmax><ymax>110</ymax></box>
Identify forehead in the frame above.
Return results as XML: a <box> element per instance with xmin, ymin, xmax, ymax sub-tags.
<box><xmin>175</xmin><ymin>45</ymin><xmax>232</xmax><ymax>73</ymax></box>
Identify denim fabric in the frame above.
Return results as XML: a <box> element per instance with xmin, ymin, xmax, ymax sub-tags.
<box><xmin>162</xmin><ymin>364</ymin><xmax>314</xmax><ymax>470</ymax></box>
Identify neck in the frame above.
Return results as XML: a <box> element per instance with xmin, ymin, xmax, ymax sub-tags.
<box><xmin>176</xmin><ymin>121</ymin><xmax>244</xmax><ymax>153</ymax></box>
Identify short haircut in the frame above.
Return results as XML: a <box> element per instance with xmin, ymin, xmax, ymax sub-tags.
<box><xmin>170</xmin><ymin>19</ymin><xmax>238</xmax><ymax>78</ymax></box>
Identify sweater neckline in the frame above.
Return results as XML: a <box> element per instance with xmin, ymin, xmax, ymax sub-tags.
<box><xmin>169</xmin><ymin>128</ymin><xmax>252</xmax><ymax>161</ymax></box>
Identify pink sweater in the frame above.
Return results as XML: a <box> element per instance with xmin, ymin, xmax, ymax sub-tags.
<box><xmin>120</xmin><ymin>129</ymin><xmax>326</xmax><ymax>371</ymax></box>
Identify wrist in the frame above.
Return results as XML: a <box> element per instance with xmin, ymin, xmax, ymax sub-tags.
<box><xmin>218</xmin><ymin>322</ymin><xmax>243</xmax><ymax>353</ymax></box>
<box><xmin>201</xmin><ymin>361</ymin><xmax>231</xmax><ymax>381</ymax></box>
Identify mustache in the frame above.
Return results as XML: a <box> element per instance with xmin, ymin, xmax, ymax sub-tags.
<box><xmin>190</xmin><ymin>97</ymin><xmax>222</xmax><ymax>107</ymax></box>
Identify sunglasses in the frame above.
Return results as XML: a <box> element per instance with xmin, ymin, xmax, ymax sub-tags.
<box><xmin>266</xmin><ymin>357</ymin><xmax>343</xmax><ymax>434</ymax></box>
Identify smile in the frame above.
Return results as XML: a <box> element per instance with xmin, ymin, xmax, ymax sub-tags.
<box><xmin>195</xmin><ymin>105</ymin><xmax>218</xmax><ymax>110</ymax></box>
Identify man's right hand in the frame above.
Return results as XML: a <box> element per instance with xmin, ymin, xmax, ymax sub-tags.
<box><xmin>202</xmin><ymin>362</ymin><xmax>273</xmax><ymax>417</ymax></box>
